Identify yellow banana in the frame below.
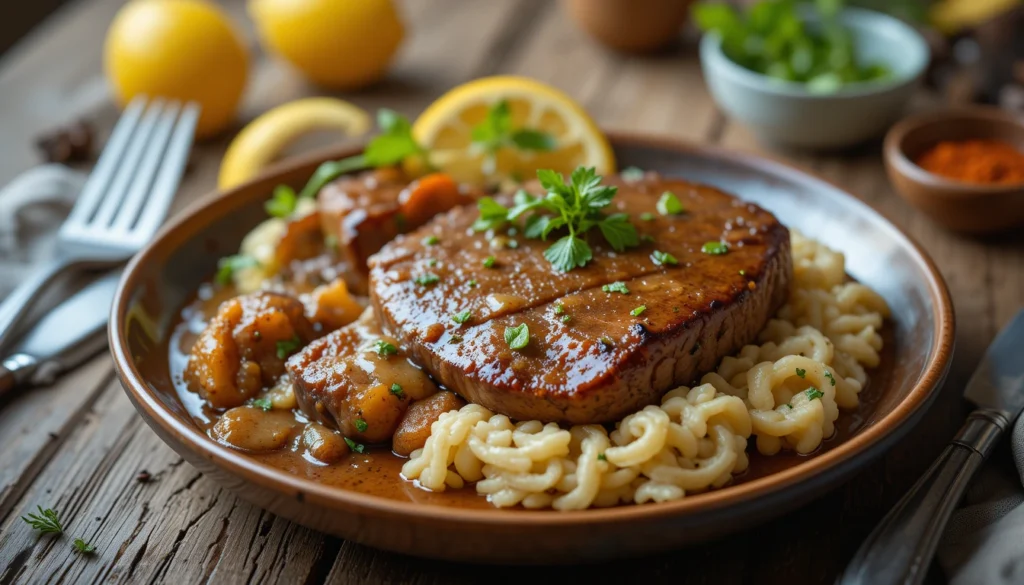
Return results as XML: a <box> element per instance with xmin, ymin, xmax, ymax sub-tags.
<box><xmin>218</xmin><ymin>97</ymin><xmax>371</xmax><ymax>190</ymax></box>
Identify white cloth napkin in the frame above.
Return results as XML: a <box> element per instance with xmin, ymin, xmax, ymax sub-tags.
<box><xmin>0</xmin><ymin>164</ymin><xmax>87</xmax><ymax>295</ymax></box>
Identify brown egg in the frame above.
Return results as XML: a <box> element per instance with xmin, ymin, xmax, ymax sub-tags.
<box><xmin>562</xmin><ymin>0</ymin><xmax>693</xmax><ymax>53</ymax></box>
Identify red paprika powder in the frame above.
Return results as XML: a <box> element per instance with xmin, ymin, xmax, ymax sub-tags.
<box><xmin>915</xmin><ymin>139</ymin><xmax>1024</xmax><ymax>185</ymax></box>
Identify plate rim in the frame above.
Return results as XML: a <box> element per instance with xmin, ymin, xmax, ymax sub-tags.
<box><xmin>110</xmin><ymin>131</ymin><xmax>955</xmax><ymax>527</ymax></box>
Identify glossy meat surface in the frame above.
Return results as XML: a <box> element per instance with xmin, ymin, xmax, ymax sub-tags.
<box><xmin>368</xmin><ymin>173</ymin><xmax>792</xmax><ymax>423</ymax></box>
<box><xmin>185</xmin><ymin>292</ymin><xmax>316</xmax><ymax>409</ymax></box>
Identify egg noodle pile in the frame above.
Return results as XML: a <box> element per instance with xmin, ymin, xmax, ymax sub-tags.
<box><xmin>402</xmin><ymin>232</ymin><xmax>890</xmax><ymax>510</ymax></box>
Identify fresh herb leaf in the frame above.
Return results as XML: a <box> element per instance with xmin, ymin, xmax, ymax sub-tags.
<box><xmin>373</xmin><ymin>340</ymin><xmax>398</xmax><ymax>358</ymax></box>
<box><xmin>297</xmin><ymin>155</ymin><xmax>369</xmax><ymax>200</ymax></box>
<box><xmin>504</xmin><ymin>323</ymin><xmax>530</xmax><ymax>350</ymax></box>
<box><xmin>553</xmin><ymin>303</ymin><xmax>565</xmax><ymax>315</ymax></box>
<box><xmin>560</xmin><ymin>314</ymin><xmax>572</xmax><ymax>323</ymax></box>
<box><xmin>422</xmin><ymin>235</ymin><xmax>440</xmax><ymax>246</ymax></box>
<box><xmin>275</xmin><ymin>336</ymin><xmax>301</xmax><ymax>359</ymax></box>
<box><xmin>597</xmin><ymin>453</ymin><xmax>608</xmax><ymax>461</ymax></box>
<box><xmin>355</xmin><ymin>418</ymin><xmax>369</xmax><ymax>433</ymax></box>
<box><xmin>22</xmin><ymin>506</ymin><xmax>63</xmax><ymax>534</ymax></box>
<box><xmin>450</xmin><ymin>334</ymin><xmax>463</xmax><ymax>343</ymax></box>
<box><xmin>471</xmin><ymin>100</ymin><xmax>556</xmax><ymax>157</ymax></box>
<box><xmin>73</xmin><ymin>538</ymin><xmax>96</xmax><ymax>554</ymax></box>
<box><xmin>215</xmin><ymin>255</ymin><xmax>259</xmax><ymax>285</ymax></box>
<box><xmin>265</xmin><ymin>184</ymin><xmax>297</xmax><ymax>218</ymax></box>
<box><xmin>249</xmin><ymin>397</ymin><xmax>273</xmax><ymax>411</ymax></box>
<box><xmin>426</xmin><ymin>259</ymin><xmax>438</xmax><ymax>267</ymax></box>
<box><xmin>639</xmin><ymin>212</ymin><xmax>655</xmax><ymax>221</ymax></box>
<box><xmin>482</xmin><ymin>255</ymin><xmax>497</xmax><ymax>268</ymax></box>
<box><xmin>390</xmin><ymin>383</ymin><xmax>405</xmax><ymax>398</ymax></box>
<box><xmin>414</xmin><ymin>272</ymin><xmax>440</xmax><ymax>286</ymax></box>
<box><xmin>474</xmin><ymin>167</ymin><xmax>639</xmax><ymax>272</ymax></box>
<box><xmin>702</xmin><ymin>241</ymin><xmax>729</xmax><ymax>255</ymax></box>
<box><xmin>806</xmin><ymin>387</ymin><xmax>824</xmax><ymax>401</ymax></box>
<box><xmin>467</xmin><ymin>279</ymin><xmax>478</xmax><ymax>288</ymax></box>
<box><xmin>602</xmin><ymin>281</ymin><xmax>630</xmax><ymax>294</ymax></box>
<box><xmin>363</xmin><ymin>109</ymin><xmax>428</xmax><ymax>168</ymax></box>
<box><xmin>651</xmin><ymin>250</ymin><xmax>678</xmax><ymax>266</ymax></box>
<box><xmin>795</xmin><ymin>368</ymin><xmax>807</xmax><ymax>379</ymax></box>
<box><xmin>621</xmin><ymin>166</ymin><xmax>645</xmax><ymax>182</ymax></box>
<box><xmin>630</xmin><ymin>305</ymin><xmax>647</xmax><ymax>317</ymax></box>
<box><xmin>656</xmin><ymin>191</ymin><xmax>685</xmax><ymax>215</ymax></box>
<box><xmin>451</xmin><ymin>310</ymin><xmax>472</xmax><ymax>324</ymax></box>
<box><xmin>599</xmin><ymin>336</ymin><xmax>614</xmax><ymax>347</ymax></box>
<box><xmin>544</xmin><ymin>235</ymin><xmax>593</xmax><ymax>272</ymax></box>
<box><xmin>824</xmin><ymin>371</ymin><xmax>836</xmax><ymax>386</ymax></box>
<box><xmin>344</xmin><ymin>437</ymin><xmax>366</xmax><ymax>454</ymax></box>
<box><xmin>739</xmin><ymin>269</ymin><xmax>747</xmax><ymax>276</ymax></box>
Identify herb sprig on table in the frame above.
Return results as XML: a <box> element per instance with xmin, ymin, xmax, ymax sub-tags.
<box><xmin>473</xmin><ymin>167</ymin><xmax>639</xmax><ymax>272</ymax></box>
<box><xmin>693</xmin><ymin>0</ymin><xmax>891</xmax><ymax>92</ymax></box>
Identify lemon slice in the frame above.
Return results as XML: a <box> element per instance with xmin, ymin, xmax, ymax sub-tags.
<box><xmin>412</xmin><ymin>76</ymin><xmax>615</xmax><ymax>185</ymax></box>
<box><xmin>218</xmin><ymin>97</ymin><xmax>371</xmax><ymax>190</ymax></box>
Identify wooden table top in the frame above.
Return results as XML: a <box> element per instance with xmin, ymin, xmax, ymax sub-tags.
<box><xmin>0</xmin><ymin>1</ymin><xmax>1021</xmax><ymax>583</ymax></box>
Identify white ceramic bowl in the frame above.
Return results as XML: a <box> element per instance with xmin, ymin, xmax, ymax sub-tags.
<box><xmin>699</xmin><ymin>7</ymin><xmax>929</xmax><ymax>149</ymax></box>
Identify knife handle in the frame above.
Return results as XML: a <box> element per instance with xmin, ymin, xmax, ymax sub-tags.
<box><xmin>0</xmin><ymin>353</ymin><xmax>37</xmax><ymax>399</ymax></box>
<box><xmin>839</xmin><ymin>409</ymin><xmax>1008</xmax><ymax>585</ymax></box>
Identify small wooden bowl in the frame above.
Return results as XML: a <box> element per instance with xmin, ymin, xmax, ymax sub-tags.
<box><xmin>884</xmin><ymin>107</ymin><xmax>1024</xmax><ymax>234</ymax></box>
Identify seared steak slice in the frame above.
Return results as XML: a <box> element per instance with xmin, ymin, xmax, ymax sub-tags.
<box><xmin>368</xmin><ymin>173</ymin><xmax>792</xmax><ymax>424</ymax></box>
<box><xmin>318</xmin><ymin>168</ymin><xmax>479</xmax><ymax>276</ymax></box>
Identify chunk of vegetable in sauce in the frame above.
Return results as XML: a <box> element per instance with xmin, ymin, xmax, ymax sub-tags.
<box><xmin>211</xmin><ymin>406</ymin><xmax>299</xmax><ymax>452</ymax></box>
<box><xmin>392</xmin><ymin>391</ymin><xmax>466</xmax><ymax>456</ymax></box>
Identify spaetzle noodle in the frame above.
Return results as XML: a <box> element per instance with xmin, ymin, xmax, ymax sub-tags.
<box><xmin>402</xmin><ymin>232</ymin><xmax>889</xmax><ymax>509</ymax></box>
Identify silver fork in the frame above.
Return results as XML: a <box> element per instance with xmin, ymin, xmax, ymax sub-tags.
<box><xmin>0</xmin><ymin>96</ymin><xmax>199</xmax><ymax>351</ymax></box>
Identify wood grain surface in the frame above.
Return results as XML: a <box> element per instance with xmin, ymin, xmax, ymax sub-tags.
<box><xmin>0</xmin><ymin>1</ymin><xmax>1020</xmax><ymax>583</ymax></box>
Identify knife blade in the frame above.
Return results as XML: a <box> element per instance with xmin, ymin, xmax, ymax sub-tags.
<box><xmin>963</xmin><ymin>309</ymin><xmax>1024</xmax><ymax>423</ymax></box>
<box><xmin>0</xmin><ymin>270</ymin><xmax>120</xmax><ymax>397</ymax></box>
<box><xmin>841</xmin><ymin>308</ymin><xmax>1024</xmax><ymax>585</ymax></box>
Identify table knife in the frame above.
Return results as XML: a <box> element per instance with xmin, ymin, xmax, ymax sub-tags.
<box><xmin>0</xmin><ymin>271</ymin><xmax>120</xmax><ymax>398</ymax></box>
<box><xmin>840</xmin><ymin>309</ymin><xmax>1024</xmax><ymax>585</ymax></box>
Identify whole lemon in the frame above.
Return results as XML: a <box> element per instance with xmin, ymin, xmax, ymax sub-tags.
<box><xmin>249</xmin><ymin>0</ymin><xmax>404</xmax><ymax>90</ymax></box>
<box><xmin>104</xmin><ymin>0</ymin><xmax>249</xmax><ymax>138</ymax></box>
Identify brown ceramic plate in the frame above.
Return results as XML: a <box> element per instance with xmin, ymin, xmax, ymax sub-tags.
<box><xmin>110</xmin><ymin>134</ymin><xmax>954</xmax><ymax>564</ymax></box>
<box><xmin>884</xmin><ymin>106</ymin><xmax>1024</xmax><ymax>234</ymax></box>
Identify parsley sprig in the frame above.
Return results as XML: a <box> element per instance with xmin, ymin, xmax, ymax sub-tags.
<box><xmin>473</xmin><ymin>167</ymin><xmax>639</xmax><ymax>272</ymax></box>
<box><xmin>22</xmin><ymin>506</ymin><xmax>63</xmax><ymax>534</ymax></box>
<box><xmin>471</xmin><ymin>100</ymin><xmax>556</xmax><ymax>169</ymax></box>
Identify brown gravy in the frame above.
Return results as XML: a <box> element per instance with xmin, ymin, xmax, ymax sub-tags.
<box><xmin>162</xmin><ymin>280</ymin><xmax>895</xmax><ymax>508</ymax></box>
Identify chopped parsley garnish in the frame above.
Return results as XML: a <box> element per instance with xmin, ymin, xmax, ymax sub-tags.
<box><xmin>451</xmin><ymin>310</ymin><xmax>472</xmax><ymax>325</ymax></box>
<box><xmin>373</xmin><ymin>340</ymin><xmax>398</xmax><ymax>358</ymax></box>
<box><xmin>265</xmin><ymin>184</ymin><xmax>297</xmax><ymax>218</ymax></box>
<box><xmin>355</xmin><ymin>419</ymin><xmax>368</xmax><ymax>433</ymax></box>
<box><xmin>470</xmin><ymin>100</ymin><xmax>556</xmax><ymax>160</ymax></box>
<box><xmin>21</xmin><ymin>506</ymin><xmax>63</xmax><ymax>534</ymax></box>
<box><xmin>554</xmin><ymin>303</ymin><xmax>565</xmax><ymax>315</ymax></box>
<box><xmin>651</xmin><ymin>250</ymin><xmax>678</xmax><ymax>266</ymax></box>
<box><xmin>824</xmin><ymin>371</ymin><xmax>836</xmax><ymax>386</ymax></box>
<box><xmin>602</xmin><ymin>281</ymin><xmax>630</xmax><ymax>294</ymax></box>
<box><xmin>422</xmin><ymin>235</ymin><xmax>439</xmax><ymax>246</ymax></box>
<box><xmin>656</xmin><ymin>191</ymin><xmax>685</xmax><ymax>215</ymax></box>
<box><xmin>560</xmin><ymin>314</ymin><xmax>572</xmax><ymax>323</ymax></box>
<box><xmin>73</xmin><ymin>538</ymin><xmax>96</xmax><ymax>554</ymax></box>
<box><xmin>450</xmin><ymin>334</ymin><xmax>463</xmax><ymax>343</ymax></box>
<box><xmin>621</xmin><ymin>166</ymin><xmax>645</xmax><ymax>182</ymax></box>
<box><xmin>467</xmin><ymin>279</ymin><xmax>478</xmax><ymax>288</ymax></box>
<box><xmin>483</xmin><ymin>256</ymin><xmax>497</xmax><ymax>268</ymax></box>
<box><xmin>249</xmin><ymin>397</ymin><xmax>273</xmax><ymax>411</ymax></box>
<box><xmin>390</xmin><ymin>383</ymin><xmax>405</xmax><ymax>399</ymax></box>
<box><xmin>504</xmin><ymin>323</ymin><xmax>530</xmax><ymax>350</ymax></box>
<box><xmin>639</xmin><ymin>212</ymin><xmax>655</xmax><ymax>221</ymax></box>
<box><xmin>344</xmin><ymin>437</ymin><xmax>366</xmax><ymax>454</ymax></box>
<box><xmin>702</xmin><ymin>241</ymin><xmax>729</xmax><ymax>255</ymax></box>
<box><xmin>473</xmin><ymin>167</ymin><xmax>639</xmax><ymax>272</ymax></box>
<box><xmin>426</xmin><ymin>259</ymin><xmax>438</xmax><ymax>267</ymax></box>
<box><xmin>806</xmin><ymin>387</ymin><xmax>825</xmax><ymax>401</ymax></box>
<box><xmin>275</xmin><ymin>336</ymin><xmax>302</xmax><ymax>359</ymax></box>
<box><xmin>630</xmin><ymin>305</ymin><xmax>647</xmax><ymax>317</ymax></box>
<box><xmin>215</xmin><ymin>255</ymin><xmax>259</xmax><ymax>285</ymax></box>
<box><xmin>795</xmin><ymin>368</ymin><xmax>807</xmax><ymax>379</ymax></box>
<box><xmin>599</xmin><ymin>336</ymin><xmax>614</xmax><ymax>347</ymax></box>
<box><xmin>739</xmin><ymin>269</ymin><xmax>747</xmax><ymax>276</ymax></box>
<box><xmin>414</xmin><ymin>272</ymin><xmax>440</xmax><ymax>286</ymax></box>
<box><xmin>597</xmin><ymin>453</ymin><xmax>608</xmax><ymax>461</ymax></box>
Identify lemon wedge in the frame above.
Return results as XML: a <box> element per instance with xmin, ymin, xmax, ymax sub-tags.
<box><xmin>218</xmin><ymin>97</ymin><xmax>371</xmax><ymax>190</ymax></box>
<box><xmin>412</xmin><ymin>76</ymin><xmax>615</xmax><ymax>184</ymax></box>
